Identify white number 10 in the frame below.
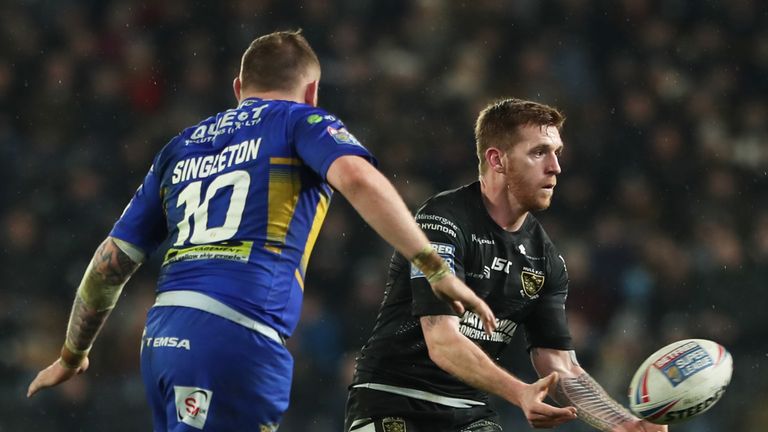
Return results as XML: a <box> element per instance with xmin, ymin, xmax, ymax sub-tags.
<box><xmin>173</xmin><ymin>170</ymin><xmax>251</xmax><ymax>246</ymax></box>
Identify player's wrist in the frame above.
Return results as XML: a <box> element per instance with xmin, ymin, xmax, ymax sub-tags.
<box><xmin>410</xmin><ymin>245</ymin><xmax>451</xmax><ymax>284</ymax></box>
<box><xmin>60</xmin><ymin>342</ymin><xmax>88</xmax><ymax>369</ymax></box>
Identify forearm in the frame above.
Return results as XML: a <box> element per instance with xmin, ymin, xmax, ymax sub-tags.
<box><xmin>552</xmin><ymin>372</ymin><xmax>636</xmax><ymax>431</ymax></box>
<box><xmin>61</xmin><ymin>237</ymin><xmax>142</xmax><ymax>367</ymax></box>
<box><xmin>422</xmin><ymin>316</ymin><xmax>526</xmax><ymax>406</ymax></box>
<box><xmin>532</xmin><ymin>349</ymin><xmax>637</xmax><ymax>431</ymax></box>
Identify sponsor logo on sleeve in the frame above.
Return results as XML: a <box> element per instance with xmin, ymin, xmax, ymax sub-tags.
<box><xmin>326</xmin><ymin>126</ymin><xmax>363</xmax><ymax>147</ymax></box>
<box><xmin>416</xmin><ymin>214</ymin><xmax>459</xmax><ymax>238</ymax></box>
<box><xmin>307</xmin><ymin>114</ymin><xmax>323</xmax><ymax>124</ymax></box>
<box><xmin>410</xmin><ymin>242</ymin><xmax>456</xmax><ymax>279</ymax></box>
<box><xmin>174</xmin><ymin>386</ymin><xmax>213</xmax><ymax>429</ymax></box>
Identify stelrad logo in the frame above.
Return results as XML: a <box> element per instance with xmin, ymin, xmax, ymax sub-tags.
<box><xmin>174</xmin><ymin>386</ymin><xmax>213</xmax><ymax>429</ymax></box>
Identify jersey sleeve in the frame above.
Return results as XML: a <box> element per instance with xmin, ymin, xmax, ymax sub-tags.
<box><xmin>109</xmin><ymin>151</ymin><xmax>168</xmax><ymax>255</ymax></box>
<box><xmin>290</xmin><ymin>106</ymin><xmax>377</xmax><ymax>180</ymax></box>
<box><xmin>409</xmin><ymin>200</ymin><xmax>467</xmax><ymax>317</ymax></box>
<box><xmin>523</xmin><ymin>249</ymin><xmax>574</xmax><ymax>350</ymax></box>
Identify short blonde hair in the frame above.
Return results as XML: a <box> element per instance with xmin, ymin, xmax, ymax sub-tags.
<box><xmin>240</xmin><ymin>30</ymin><xmax>320</xmax><ymax>92</ymax></box>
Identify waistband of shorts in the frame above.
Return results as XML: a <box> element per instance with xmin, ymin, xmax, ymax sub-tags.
<box><xmin>153</xmin><ymin>290</ymin><xmax>286</xmax><ymax>346</ymax></box>
<box><xmin>352</xmin><ymin>383</ymin><xmax>485</xmax><ymax>408</ymax></box>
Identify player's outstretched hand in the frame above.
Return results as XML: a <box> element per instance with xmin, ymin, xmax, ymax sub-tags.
<box><xmin>519</xmin><ymin>372</ymin><xmax>578</xmax><ymax>428</ymax></box>
<box><xmin>430</xmin><ymin>274</ymin><xmax>497</xmax><ymax>334</ymax></box>
<box><xmin>612</xmin><ymin>420</ymin><xmax>668</xmax><ymax>432</ymax></box>
<box><xmin>27</xmin><ymin>357</ymin><xmax>89</xmax><ymax>398</ymax></box>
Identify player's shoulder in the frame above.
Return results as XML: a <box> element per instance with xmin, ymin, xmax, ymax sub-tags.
<box><xmin>419</xmin><ymin>182</ymin><xmax>478</xmax><ymax>214</ymax></box>
<box><xmin>286</xmin><ymin>102</ymin><xmax>342</xmax><ymax>126</ymax></box>
<box><xmin>415</xmin><ymin>182</ymin><xmax>479</xmax><ymax>230</ymax></box>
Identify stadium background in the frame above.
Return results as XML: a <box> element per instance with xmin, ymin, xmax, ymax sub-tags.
<box><xmin>2</xmin><ymin>0</ymin><xmax>766</xmax><ymax>430</ymax></box>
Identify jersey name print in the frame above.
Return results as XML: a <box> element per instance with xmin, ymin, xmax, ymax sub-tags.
<box><xmin>110</xmin><ymin>97</ymin><xmax>374</xmax><ymax>337</ymax></box>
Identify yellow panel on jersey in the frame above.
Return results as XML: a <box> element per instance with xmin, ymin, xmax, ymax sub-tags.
<box><xmin>266</xmin><ymin>158</ymin><xmax>302</xmax><ymax>253</ymax></box>
<box><xmin>294</xmin><ymin>268</ymin><xmax>305</xmax><ymax>291</ymax></box>
<box><xmin>298</xmin><ymin>192</ymin><xmax>330</xmax><ymax>280</ymax></box>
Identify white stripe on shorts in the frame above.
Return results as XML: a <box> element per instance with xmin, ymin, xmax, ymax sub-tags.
<box><xmin>352</xmin><ymin>382</ymin><xmax>485</xmax><ymax>408</ymax></box>
<box><xmin>153</xmin><ymin>290</ymin><xmax>285</xmax><ymax>346</ymax></box>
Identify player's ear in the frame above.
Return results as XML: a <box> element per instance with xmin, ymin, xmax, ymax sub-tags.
<box><xmin>233</xmin><ymin>77</ymin><xmax>242</xmax><ymax>102</ymax></box>
<box><xmin>303</xmin><ymin>80</ymin><xmax>319</xmax><ymax>107</ymax></box>
<box><xmin>486</xmin><ymin>148</ymin><xmax>506</xmax><ymax>174</ymax></box>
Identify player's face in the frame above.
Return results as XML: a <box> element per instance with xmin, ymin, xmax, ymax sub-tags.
<box><xmin>501</xmin><ymin>124</ymin><xmax>563</xmax><ymax>211</ymax></box>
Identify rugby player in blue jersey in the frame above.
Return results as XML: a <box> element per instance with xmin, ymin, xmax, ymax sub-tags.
<box><xmin>26</xmin><ymin>30</ymin><xmax>495</xmax><ymax>431</ymax></box>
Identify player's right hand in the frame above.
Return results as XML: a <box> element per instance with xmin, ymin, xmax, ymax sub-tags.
<box><xmin>519</xmin><ymin>372</ymin><xmax>578</xmax><ymax>428</ymax></box>
<box><xmin>429</xmin><ymin>274</ymin><xmax>497</xmax><ymax>334</ymax></box>
<box><xmin>27</xmin><ymin>356</ymin><xmax>90</xmax><ymax>398</ymax></box>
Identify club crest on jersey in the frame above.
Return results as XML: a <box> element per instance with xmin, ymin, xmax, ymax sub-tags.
<box><xmin>382</xmin><ymin>417</ymin><xmax>406</xmax><ymax>432</ymax></box>
<box><xmin>520</xmin><ymin>269</ymin><xmax>545</xmax><ymax>298</ymax></box>
<box><xmin>327</xmin><ymin>126</ymin><xmax>362</xmax><ymax>147</ymax></box>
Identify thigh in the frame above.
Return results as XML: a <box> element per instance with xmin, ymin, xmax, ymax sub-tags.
<box><xmin>141</xmin><ymin>306</ymin><xmax>293</xmax><ymax>432</ymax></box>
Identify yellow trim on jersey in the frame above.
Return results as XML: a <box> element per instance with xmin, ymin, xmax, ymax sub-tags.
<box><xmin>270</xmin><ymin>157</ymin><xmax>302</xmax><ymax>166</ymax></box>
<box><xmin>295</xmin><ymin>268</ymin><xmax>305</xmax><ymax>291</ymax></box>
<box><xmin>299</xmin><ymin>193</ymin><xmax>330</xmax><ymax>276</ymax></box>
<box><xmin>265</xmin><ymin>158</ymin><xmax>302</xmax><ymax>253</ymax></box>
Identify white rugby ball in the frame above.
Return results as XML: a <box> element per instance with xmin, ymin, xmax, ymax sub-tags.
<box><xmin>627</xmin><ymin>339</ymin><xmax>732</xmax><ymax>425</ymax></box>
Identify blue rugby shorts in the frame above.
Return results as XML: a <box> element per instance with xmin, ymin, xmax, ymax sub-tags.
<box><xmin>140</xmin><ymin>306</ymin><xmax>292</xmax><ymax>431</ymax></box>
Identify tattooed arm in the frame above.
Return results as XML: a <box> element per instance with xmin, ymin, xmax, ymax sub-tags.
<box><xmin>27</xmin><ymin>237</ymin><xmax>144</xmax><ymax>397</ymax></box>
<box><xmin>530</xmin><ymin>348</ymin><xmax>668</xmax><ymax>432</ymax></box>
<box><xmin>420</xmin><ymin>315</ymin><xmax>577</xmax><ymax>428</ymax></box>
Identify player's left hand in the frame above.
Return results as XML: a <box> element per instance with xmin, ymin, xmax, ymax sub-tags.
<box><xmin>27</xmin><ymin>356</ymin><xmax>90</xmax><ymax>398</ymax></box>
<box><xmin>612</xmin><ymin>419</ymin><xmax>668</xmax><ymax>432</ymax></box>
<box><xmin>430</xmin><ymin>274</ymin><xmax>497</xmax><ymax>334</ymax></box>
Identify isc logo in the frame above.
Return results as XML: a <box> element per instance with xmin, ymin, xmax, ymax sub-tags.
<box><xmin>490</xmin><ymin>257</ymin><xmax>514</xmax><ymax>274</ymax></box>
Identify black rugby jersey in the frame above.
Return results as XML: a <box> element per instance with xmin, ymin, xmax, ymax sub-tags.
<box><xmin>351</xmin><ymin>181</ymin><xmax>573</xmax><ymax>408</ymax></box>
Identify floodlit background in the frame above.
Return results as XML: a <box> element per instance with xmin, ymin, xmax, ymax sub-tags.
<box><xmin>3</xmin><ymin>1</ymin><xmax>767</xmax><ymax>430</ymax></box>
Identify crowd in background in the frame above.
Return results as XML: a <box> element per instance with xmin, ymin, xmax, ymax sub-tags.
<box><xmin>2</xmin><ymin>0</ymin><xmax>767</xmax><ymax>430</ymax></box>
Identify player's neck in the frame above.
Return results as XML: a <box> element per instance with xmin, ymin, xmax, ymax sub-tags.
<box><xmin>239</xmin><ymin>90</ymin><xmax>303</xmax><ymax>104</ymax></box>
<box><xmin>479</xmin><ymin>175</ymin><xmax>528</xmax><ymax>232</ymax></box>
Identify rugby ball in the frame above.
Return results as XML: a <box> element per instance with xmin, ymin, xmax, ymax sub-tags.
<box><xmin>628</xmin><ymin>339</ymin><xmax>732</xmax><ymax>425</ymax></box>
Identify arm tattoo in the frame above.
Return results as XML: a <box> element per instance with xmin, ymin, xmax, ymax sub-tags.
<box><xmin>63</xmin><ymin>238</ymin><xmax>141</xmax><ymax>359</ymax></box>
<box><xmin>93</xmin><ymin>238</ymin><xmax>140</xmax><ymax>285</ymax></box>
<box><xmin>65</xmin><ymin>295</ymin><xmax>113</xmax><ymax>353</ymax></box>
<box><xmin>553</xmin><ymin>373</ymin><xmax>635</xmax><ymax>431</ymax></box>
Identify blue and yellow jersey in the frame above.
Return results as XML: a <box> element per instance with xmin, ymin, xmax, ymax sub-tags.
<box><xmin>110</xmin><ymin>97</ymin><xmax>375</xmax><ymax>337</ymax></box>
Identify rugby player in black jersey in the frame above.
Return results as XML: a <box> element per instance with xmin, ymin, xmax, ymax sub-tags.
<box><xmin>345</xmin><ymin>99</ymin><xmax>667</xmax><ymax>432</ymax></box>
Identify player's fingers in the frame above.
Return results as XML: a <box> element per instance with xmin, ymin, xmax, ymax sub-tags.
<box><xmin>536</xmin><ymin>372</ymin><xmax>559</xmax><ymax>392</ymax></box>
<box><xmin>470</xmin><ymin>297</ymin><xmax>496</xmax><ymax>334</ymax></box>
<box><xmin>26</xmin><ymin>377</ymin><xmax>41</xmax><ymax>397</ymax></box>
<box><xmin>531</xmin><ymin>401</ymin><xmax>578</xmax><ymax>420</ymax></box>
<box><xmin>26</xmin><ymin>372</ymin><xmax>51</xmax><ymax>398</ymax></box>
